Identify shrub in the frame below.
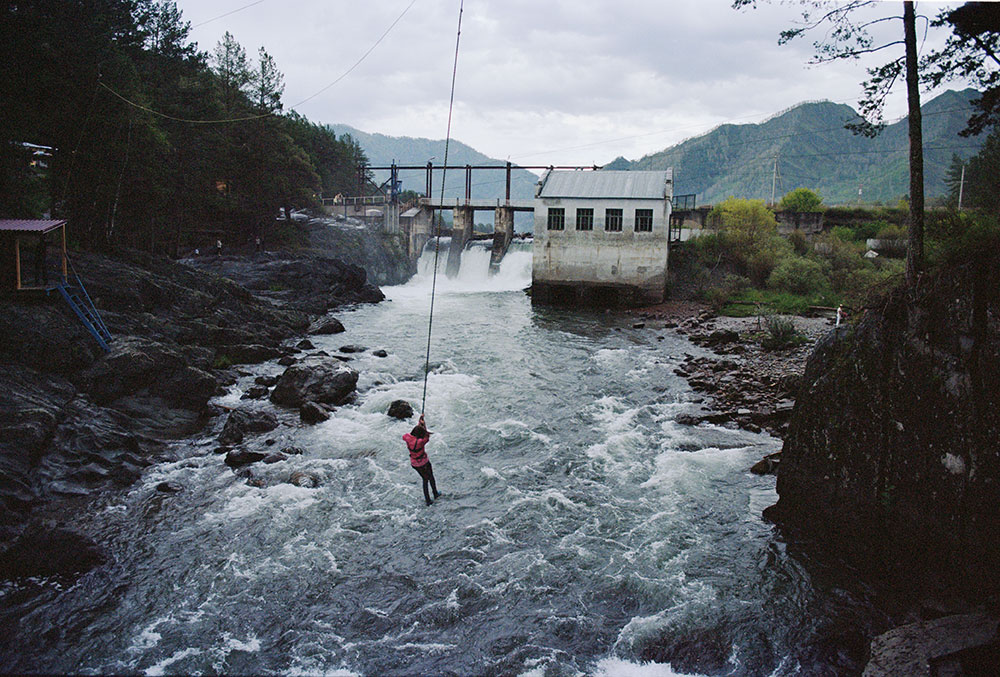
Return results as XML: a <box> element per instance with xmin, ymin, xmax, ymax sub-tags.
<box><xmin>767</xmin><ymin>256</ymin><xmax>830</xmax><ymax>296</ymax></box>
<box><xmin>708</xmin><ymin>197</ymin><xmax>778</xmax><ymax>271</ymax></box>
<box><xmin>855</xmin><ymin>221</ymin><xmax>887</xmax><ymax>241</ymax></box>
<box><xmin>788</xmin><ymin>229</ymin><xmax>809</xmax><ymax>255</ymax></box>
<box><xmin>761</xmin><ymin>314</ymin><xmax>803</xmax><ymax>350</ymax></box>
<box><xmin>876</xmin><ymin>224</ymin><xmax>906</xmax><ymax>240</ymax></box>
<box><xmin>831</xmin><ymin>226</ymin><xmax>856</xmax><ymax>243</ymax></box>
<box><xmin>779</xmin><ymin>187</ymin><xmax>824</xmax><ymax>212</ymax></box>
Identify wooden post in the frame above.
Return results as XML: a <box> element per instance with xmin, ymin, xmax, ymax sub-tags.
<box><xmin>14</xmin><ymin>237</ymin><xmax>21</xmax><ymax>290</ymax></box>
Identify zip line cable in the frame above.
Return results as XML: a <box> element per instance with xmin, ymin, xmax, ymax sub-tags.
<box><xmin>421</xmin><ymin>0</ymin><xmax>463</xmax><ymax>418</ymax></box>
<box><xmin>99</xmin><ymin>0</ymin><xmax>417</xmax><ymax>124</ymax></box>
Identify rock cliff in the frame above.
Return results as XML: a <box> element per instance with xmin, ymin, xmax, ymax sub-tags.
<box><xmin>767</xmin><ymin>249</ymin><xmax>1000</xmax><ymax>593</ymax></box>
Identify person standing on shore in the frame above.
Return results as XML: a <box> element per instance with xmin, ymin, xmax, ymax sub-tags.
<box><xmin>403</xmin><ymin>415</ymin><xmax>440</xmax><ymax>506</ymax></box>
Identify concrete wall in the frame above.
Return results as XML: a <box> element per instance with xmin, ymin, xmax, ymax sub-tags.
<box><xmin>532</xmin><ymin>197</ymin><xmax>671</xmax><ymax>306</ymax></box>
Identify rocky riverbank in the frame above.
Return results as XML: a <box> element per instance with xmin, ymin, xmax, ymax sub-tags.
<box><xmin>627</xmin><ymin>303</ymin><xmax>833</xmax><ymax>464</ymax></box>
<box><xmin>0</xmin><ymin>232</ymin><xmax>398</xmax><ymax>578</ymax></box>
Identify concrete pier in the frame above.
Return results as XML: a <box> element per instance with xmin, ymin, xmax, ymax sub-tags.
<box><xmin>445</xmin><ymin>206</ymin><xmax>474</xmax><ymax>278</ymax></box>
<box><xmin>489</xmin><ymin>206</ymin><xmax>515</xmax><ymax>275</ymax></box>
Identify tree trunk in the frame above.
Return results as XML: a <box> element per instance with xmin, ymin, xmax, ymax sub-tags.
<box><xmin>904</xmin><ymin>1</ymin><xmax>924</xmax><ymax>285</ymax></box>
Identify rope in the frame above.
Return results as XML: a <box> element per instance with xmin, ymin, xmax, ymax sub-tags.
<box><xmin>420</xmin><ymin>0</ymin><xmax>464</xmax><ymax>417</ymax></box>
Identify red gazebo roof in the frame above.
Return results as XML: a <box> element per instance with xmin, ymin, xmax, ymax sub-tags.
<box><xmin>0</xmin><ymin>219</ymin><xmax>67</xmax><ymax>234</ymax></box>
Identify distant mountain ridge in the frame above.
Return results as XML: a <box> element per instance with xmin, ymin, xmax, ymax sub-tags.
<box><xmin>326</xmin><ymin>124</ymin><xmax>540</xmax><ymax>203</ymax></box>
<box><xmin>330</xmin><ymin>89</ymin><xmax>982</xmax><ymax>210</ymax></box>
<box><xmin>609</xmin><ymin>88</ymin><xmax>984</xmax><ymax>205</ymax></box>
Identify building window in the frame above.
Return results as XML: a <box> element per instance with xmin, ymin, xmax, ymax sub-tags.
<box><xmin>547</xmin><ymin>207</ymin><xmax>565</xmax><ymax>231</ymax></box>
<box><xmin>605</xmin><ymin>208</ymin><xmax>623</xmax><ymax>232</ymax></box>
<box><xmin>635</xmin><ymin>209</ymin><xmax>653</xmax><ymax>232</ymax></box>
<box><xmin>576</xmin><ymin>208</ymin><xmax>594</xmax><ymax>231</ymax></box>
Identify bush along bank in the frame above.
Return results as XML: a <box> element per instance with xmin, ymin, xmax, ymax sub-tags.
<box><xmin>0</xmin><ymin>247</ymin><xmax>384</xmax><ymax>578</ymax></box>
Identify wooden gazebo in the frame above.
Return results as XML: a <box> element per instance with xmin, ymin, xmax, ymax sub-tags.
<box><xmin>0</xmin><ymin>219</ymin><xmax>68</xmax><ymax>290</ymax></box>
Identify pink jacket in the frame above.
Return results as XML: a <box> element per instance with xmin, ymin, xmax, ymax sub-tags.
<box><xmin>403</xmin><ymin>432</ymin><xmax>430</xmax><ymax>467</ymax></box>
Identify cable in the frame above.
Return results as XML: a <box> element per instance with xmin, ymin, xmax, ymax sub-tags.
<box><xmin>100</xmin><ymin>0</ymin><xmax>417</xmax><ymax>124</ymax></box>
<box><xmin>421</xmin><ymin>0</ymin><xmax>463</xmax><ymax>418</ymax></box>
<box><xmin>192</xmin><ymin>0</ymin><xmax>269</xmax><ymax>28</ymax></box>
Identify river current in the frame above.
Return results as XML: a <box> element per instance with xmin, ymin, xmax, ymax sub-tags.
<box><xmin>1</xmin><ymin>241</ymin><xmax>872</xmax><ymax>676</ymax></box>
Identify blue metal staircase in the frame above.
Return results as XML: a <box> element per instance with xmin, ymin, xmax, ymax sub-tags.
<box><xmin>56</xmin><ymin>274</ymin><xmax>112</xmax><ymax>352</ymax></box>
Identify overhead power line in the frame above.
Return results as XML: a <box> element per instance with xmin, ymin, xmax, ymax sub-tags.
<box><xmin>102</xmin><ymin>0</ymin><xmax>417</xmax><ymax>124</ymax></box>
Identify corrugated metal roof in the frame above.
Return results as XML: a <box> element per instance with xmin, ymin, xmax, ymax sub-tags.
<box><xmin>537</xmin><ymin>170</ymin><xmax>672</xmax><ymax>199</ymax></box>
<box><xmin>0</xmin><ymin>219</ymin><xmax>67</xmax><ymax>233</ymax></box>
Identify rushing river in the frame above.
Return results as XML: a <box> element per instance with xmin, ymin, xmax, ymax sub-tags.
<box><xmin>1</xmin><ymin>241</ymin><xmax>875</xmax><ymax>676</ymax></box>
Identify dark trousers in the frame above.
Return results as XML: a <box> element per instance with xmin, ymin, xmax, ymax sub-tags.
<box><xmin>413</xmin><ymin>462</ymin><xmax>439</xmax><ymax>504</ymax></box>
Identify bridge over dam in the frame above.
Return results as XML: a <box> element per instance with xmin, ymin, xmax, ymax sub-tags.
<box><xmin>356</xmin><ymin>163</ymin><xmax>599</xmax><ymax>278</ymax></box>
<box><xmin>328</xmin><ymin>163</ymin><xmax>698</xmax><ymax>279</ymax></box>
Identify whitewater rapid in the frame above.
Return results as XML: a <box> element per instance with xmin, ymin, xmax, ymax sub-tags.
<box><xmin>0</xmin><ymin>238</ymin><xmax>864</xmax><ymax>676</ymax></box>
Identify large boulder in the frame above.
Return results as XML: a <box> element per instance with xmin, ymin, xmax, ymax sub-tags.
<box><xmin>768</xmin><ymin>249</ymin><xmax>1000</xmax><ymax>593</ymax></box>
<box><xmin>387</xmin><ymin>400</ymin><xmax>414</xmax><ymax>420</ymax></box>
<box><xmin>218</xmin><ymin>408</ymin><xmax>279</xmax><ymax>445</ymax></box>
<box><xmin>270</xmin><ymin>359</ymin><xmax>358</xmax><ymax>408</ymax></box>
<box><xmin>863</xmin><ymin>614</ymin><xmax>999</xmax><ymax>677</ymax></box>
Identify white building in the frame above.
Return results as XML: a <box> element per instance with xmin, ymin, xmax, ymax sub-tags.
<box><xmin>532</xmin><ymin>169</ymin><xmax>673</xmax><ymax>306</ymax></box>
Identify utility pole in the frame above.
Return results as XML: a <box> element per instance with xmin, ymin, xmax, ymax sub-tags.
<box><xmin>771</xmin><ymin>155</ymin><xmax>778</xmax><ymax>206</ymax></box>
<box><xmin>958</xmin><ymin>164</ymin><xmax>966</xmax><ymax>211</ymax></box>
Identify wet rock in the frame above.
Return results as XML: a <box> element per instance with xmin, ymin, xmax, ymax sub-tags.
<box><xmin>240</xmin><ymin>385</ymin><xmax>270</xmax><ymax>400</ymax></box>
<box><xmin>213</xmin><ymin>445</ymin><xmax>232</xmax><ymax>455</ymax></box>
<box><xmin>300</xmin><ymin>401</ymin><xmax>330</xmax><ymax>424</ymax></box>
<box><xmin>224</xmin><ymin>344</ymin><xmax>282</xmax><ymax>365</ymax></box>
<box><xmin>49</xmin><ymin>481</ymin><xmax>90</xmax><ymax>497</ymax></box>
<box><xmin>632</xmin><ymin>322</ymin><xmax>646</xmax><ymax>329</ymax></box>
<box><xmin>264</xmin><ymin>438</ymin><xmax>277</xmax><ymax>446</ymax></box>
<box><xmin>245</xmin><ymin>475</ymin><xmax>266</xmax><ymax>488</ymax></box>
<box><xmin>863</xmin><ymin>614</ymin><xmax>999</xmax><ymax>677</ymax></box>
<box><xmin>339</xmin><ymin>344</ymin><xmax>367</xmax><ymax>354</ymax></box>
<box><xmin>311</xmin><ymin>318</ymin><xmax>345</xmax><ymax>335</ymax></box>
<box><xmin>277</xmin><ymin>356</ymin><xmax>296</xmax><ymax>367</ymax></box>
<box><xmin>111</xmin><ymin>464</ymin><xmax>142</xmax><ymax>486</ymax></box>
<box><xmin>750</xmin><ymin>452</ymin><xmax>781</xmax><ymax>475</ymax></box>
<box><xmin>254</xmin><ymin>375</ymin><xmax>279</xmax><ymax>387</ymax></box>
<box><xmin>263</xmin><ymin>452</ymin><xmax>288</xmax><ymax>464</ymax></box>
<box><xmin>224</xmin><ymin>449</ymin><xmax>267</xmax><ymax>468</ymax></box>
<box><xmin>289</xmin><ymin>471</ymin><xmax>320</xmax><ymax>488</ymax></box>
<box><xmin>281</xmin><ymin>446</ymin><xmax>305</xmax><ymax>456</ymax></box>
<box><xmin>218</xmin><ymin>408</ymin><xmax>279</xmax><ymax>445</ymax></box>
<box><xmin>296</xmin><ymin>339</ymin><xmax>315</xmax><ymax>350</ymax></box>
<box><xmin>387</xmin><ymin>400</ymin><xmax>414</xmax><ymax>420</ymax></box>
<box><xmin>0</xmin><ymin>525</ymin><xmax>105</xmax><ymax>579</ymax></box>
<box><xmin>270</xmin><ymin>359</ymin><xmax>359</xmax><ymax>408</ymax></box>
<box><xmin>372</xmin><ymin>349</ymin><xmax>388</xmax><ymax>358</ymax></box>
<box><xmin>156</xmin><ymin>481</ymin><xmax>183</xmax><ymax>493</ymax></box>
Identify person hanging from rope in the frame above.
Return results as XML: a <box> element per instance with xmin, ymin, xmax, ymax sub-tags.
<box><xmin>403</xmin><ymin>414</ymin><xmax>440</xmax><ymax>506</ymax></box>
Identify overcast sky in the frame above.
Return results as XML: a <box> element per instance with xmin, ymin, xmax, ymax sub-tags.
<box><xmin>174</xmin><ymin>0</ymin><xmax>966</xmax><ymax>167</ymax></box>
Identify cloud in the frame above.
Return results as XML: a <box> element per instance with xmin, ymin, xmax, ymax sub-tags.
<box><xmin>178</xmin><ymin>0</ymin><xmax>966</xmax><ymax>166</ymax></box>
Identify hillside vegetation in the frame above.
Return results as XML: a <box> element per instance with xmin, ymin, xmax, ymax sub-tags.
<box><xmin>610</xmin><ymin>89</ymin><xmax>983</xmax><ymax>205</ymax></box>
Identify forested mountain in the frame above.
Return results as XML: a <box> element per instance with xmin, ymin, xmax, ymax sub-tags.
<box><xmin>607</xmin><ymin>89</ymin><xmax>984</xmax><ymax>206</ymax></box>
<box><xmin>0</xmin><ymin>1</ymin><xmax>369</xmax><ymax>254</ymax></box>
<box><xmin>330</xmin><ymin>124</ymin><xmax>540</xmax><ymax>202</ymax></box>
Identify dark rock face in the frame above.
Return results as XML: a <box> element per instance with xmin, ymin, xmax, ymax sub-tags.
<box><xmin>270</xmin><ymin>359</ymin><xmax>358</xmax><ymax>408</ymax></box>
<box><xmin>770</xmin><ymin>254</ymin><xmax>1000</xmax><ymax>593</ymax></box>
<box><xmin>339</xmin><ymin>344</ymin><xmax>367</xmax><ymax>354</ymax></box>
<box><xmin>218</xmin><ymin>408</ymin><xmax>279</xmax><ymax>446</ymax></box>
<box><xmin>387</xmin><ymin>400</ymin><xmax>414</xmax><ymax>420</ymax></box>
<box><xmin>0</xmin><ymin>526</ymin><xmax>105</xmax><ymax>579</ymax></box>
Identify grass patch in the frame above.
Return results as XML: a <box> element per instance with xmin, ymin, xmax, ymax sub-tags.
<box><xmin>720</xmin><ymin>288</ymin><xmax>841</xmax><ymax>316</ymax></box>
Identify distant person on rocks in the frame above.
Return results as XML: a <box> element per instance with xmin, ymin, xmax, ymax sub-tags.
<box><xmin>215</xmin><ymin>239</ymin><xmax>223</xmax><ymax>258</ymax></box>
<box><xmin>255</xmin><ymin>236</ymin><xmax>262</xmax><ymax>253</ymax></box>
<box><xmin>33</xmin><ymin>234</ymin><xmax>47</xmax><ymax>285</ymax></box>
<box><xmin>403</xmin><ymin>415</ymin><xmax>440</xmax><ymax>506</ymax></box>
<box><xmin>836</xmin><ymin>305</ymin><xmax>844</xmax><ymax>327</ymax></box>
